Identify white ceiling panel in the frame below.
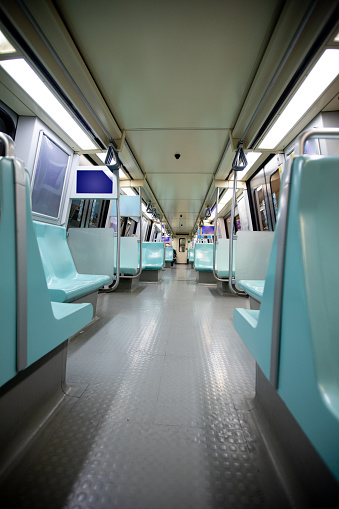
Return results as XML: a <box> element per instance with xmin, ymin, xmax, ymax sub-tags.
<box><xmin>56</xmin><ymin>0</ymin><xmax>283</xmax><ymax>130</ymax></box>
<box><xmin>127</xmin><ymin>129</ymin><xmax>228</xmax><ymax>174</ymax></box>
<box><xmin>146</xmin><ymin>173</ymin><xmax>211</xmax><ymax>201</ymax></box>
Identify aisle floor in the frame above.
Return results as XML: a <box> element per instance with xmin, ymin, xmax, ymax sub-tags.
<box><xmin>1</xmin><ymin>265</ymin><xmax>290</xmax><ymax>508</ymax></box>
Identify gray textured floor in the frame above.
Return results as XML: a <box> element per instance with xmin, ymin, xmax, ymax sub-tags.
<box><xmin>1</xmin><ymin>265</ymin><xmax>290</xmax><ymax>508</ymax></box>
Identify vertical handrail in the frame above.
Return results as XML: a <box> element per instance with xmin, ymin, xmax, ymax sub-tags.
<box><xmin>228</xmin><ymin>144</ymin><xmax>247</xmax><ymax>295</ymax></box>
<box><xmin>228</xmin><ymin>173</ymin><xmax>238</xmax><ymax>294</ymax></box>
<box><xmin>105</xmin><ymin>169</ymin><xmax>120</xmax><ymax>291</ymax></box>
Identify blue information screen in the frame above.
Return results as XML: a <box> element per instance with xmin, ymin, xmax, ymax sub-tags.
<box><xmin>76</xmin><ymin>170</ymin><xmax>113</xmax><ymax>194</ymax></box>
<box><xmin>201</xmin><ymin>225</ymin><xmax>214</xmax><ymax>235</ymax></box>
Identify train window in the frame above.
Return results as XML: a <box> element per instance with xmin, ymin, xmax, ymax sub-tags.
<box><xmin>179</xmin><ymin>238</ymin><xmax>186</xmax><ymax>252</ymax></box>
<box><xmin>253</xmin><ymin>186</ymin><xmax>268</xmax><ymax>230</ymax></box>
<box><xmin>0</xmin><ymin>106</ymin><xmax>16</xmax><ymax>139</ymax></box>
<box><xmin>31</xmin><ymin>133</ymin><xmax>70</xmax><ymax>220</ymax></box>
<box><xmin>235</xmin><ymin>214</ymin><xmax>241</xmax><ymax>232</ymax></box>
<box><xmin>68</xmin><ymin>199</ymin><xmax>85</xmax><ymax>228</ymax></box>
<box><xmin>68</xmin><ymin>198</ymin><xmax>109</xmax><ymax>228</ymax></box>
<box><xmin>88</xmin><ymin>199</ymin><xmax>99</xmax><ymax>227</ymax></box>
<box><xmin>225</xmin><ymin>215</ymin><xmax>235</xmax><ymax>238</ymax></box>
<box><xmin>270</xmin><ymin>170</ymin><xmax>281</xmax><ymax>219</ymax></box>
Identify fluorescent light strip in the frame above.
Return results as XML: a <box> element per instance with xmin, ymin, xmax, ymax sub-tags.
<box><xmin>259</xmin><ymin>49</ymin><xmax>339</xmax><ymax>149</ymax></box>
<box><xmin>122</xmin><ymin>187</ymin><xmax>137</xmax><ymax>196</ymax></box>
<box><xmin>209</xmin><ymin>189</ymin><xmax>234</xmax><ymax>220</ymax></box>
<box><xmin>231</xmin><ymin>151</ymin><xmax>262</xmax><ymax>180</ymax></box>
<box><xmin>0</xmin><ymin>30</ymin><xmax>16</xmax><ymax>54</ymax></box>
<box><xmin>0</xmin><ymin>58</ymin><xmax>96</xmax><ymax>150</ymax></box>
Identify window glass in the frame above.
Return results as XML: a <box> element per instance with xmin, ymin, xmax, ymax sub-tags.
<box><xmin>89</xmin><ymin>199</ymin><xmax>99</xmax><ymax>227</ymax></box>
<box><xmin>254</xmin><ymin>186</ymin><xmax>268</xmax><ymax>230</ymax></box>
<box><xmin>270</xmin><ymin>170</ymin><xmax>281</xmax><ymax>219</ymax></box>
<box><xmin>235</xmin><ymin>214</ymin><xmax>241</xmax><ymax>232</ymax></box>
<box><xmin>179</xmin><ymin>238</ymin><xmax>186</xmax><ymax>252</ymax></box>
<box><xmin>68</xmin><ymin>199</ymin><xmax>84</xmax><ymax>228</ymax></box>
<box><xmin>31</xmin><ymin>133</ymin><xmax>69</xmax><ymax>219</ymax></box>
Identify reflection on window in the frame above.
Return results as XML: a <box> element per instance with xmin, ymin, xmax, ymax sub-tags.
<box><xmin>254</xmin><ymin>186</ymin><xmax>268</xmax><ymax>230</ymax></box>
<box><xmin>270</xmin><ymin>170</ymin><xmax>281</xmax><ymax>219</ymax></box>
<box><xmin>179</xmin><ymin>238</ymin><xmax>186</xmax><ymax>252</ymax></box>
<box><xmin>226</xmin><ymin>216</ymin><xmax>235</xmax><ymax>238</ymax></box>
<box><xmin>31</xmin><ymin>133</ymin><xmax>69</xmax><ymax>219</ymax></box>
<box><xmin>89</xmin><ymin>199</ymin><xmax>99</xmax><ymax>227</ymax></box>
<box><xmin>68</xmin><ymin>199</ymin><xmax>84</xmax><ymax>228</ymax></box>
<box><xmin>235</xmin><ymin>214</ymin><xmax>241</xmax><ymax>232</ymax></box>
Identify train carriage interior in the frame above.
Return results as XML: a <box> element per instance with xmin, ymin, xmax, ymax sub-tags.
<box><xmin>0</xmin><ymin>0</ymin><xmax>339</xmax><ymax>507</ymax></box>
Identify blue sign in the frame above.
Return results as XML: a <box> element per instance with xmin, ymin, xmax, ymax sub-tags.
<box><xmin>71</xmin><ymin>166</ymin><xmax>118</xmax><ymax>199</ymax></box>
<box><xmin>77</xmin><ymin>170</ymin><xmax>113</xmax><ymax>194</ymax></box>
<box><xmin>201</xmin><ymin>225</ymin><xmax>214</xmax><ymax>235</ymax></box>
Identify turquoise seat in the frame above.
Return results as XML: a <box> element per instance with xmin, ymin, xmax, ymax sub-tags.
<box><xmin>194</xmin><ymin>243</ymin><xmax>213</xmax><ymax>271</ymax></box>
<box><xmin>165</xmin><ymin>247</ymin><xmax>174</xmax><ymax>262</ymax></box>
<box><xmin>142</xmin><ymin>242</ymin><xmax>165</xmax><ymax>270</ymax></box>
<box><xmin>120</xmin><ymin>237</ymin><xmax>140</xmax><ymax>275</ymax></box>
<box><xmin>233</xmin><ymin>156</ymin><xmax>339</xmax><ymax>483</ymax></box>
<box><xmin>188</xmin><ymin>248</ymin><xmax>194</xmax><ymax>262</ymax></box>
<box><xmin>34</xmin><ymin>221</ymin><xmax>111</xmax><ymax>302</ymax></box>
<box><xmin>237</xmin><ymin>280</ymin><xmax>265</xmax><ymax>302</ymax></box>
<box><xmin>0</xmin><ymin>157</ymin><xmax>93</xmax><ymax>388</ymax></box>
<box><xmin>215</xmin><ymin>238</ymin><xmax>235</xmax><ymax>278</ymax></box>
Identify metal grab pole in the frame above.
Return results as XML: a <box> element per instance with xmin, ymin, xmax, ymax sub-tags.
<box><xmin>228</xmin><ymin>171</ymin><xmax>246</xmax><ymax>296</ymax></box>
<box><xmin>228</xmin><ymin>172</ymin><xmax>238</xmax><ymax>295</ymax></box>
<box><xmin>212</xmin><ymin>187</ymin><xmax>219</xmax><ymax>280</ymax></box>
<box><xmin>102</xmin><ymin>169</ymin><xmax>120</xmax><ymax>292</ymax></box>
<box><xmin>108</xmin><ymin>193</ymin><xmax>121</xmax><ymax>291</ymax></box>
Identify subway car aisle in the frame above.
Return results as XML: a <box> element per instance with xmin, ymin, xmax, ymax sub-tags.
<box><xmin>1</xmin><ymin>265</ymin><xmax>291</xmax><ymax>509</ymax></box>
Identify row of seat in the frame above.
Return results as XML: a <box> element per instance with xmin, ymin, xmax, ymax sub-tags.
<box><xmin>233</xmin><ymin>155</ymin><xmax>339</xmax><ymax>485</ymax></box>
<box><xmin>34</xmin><ymin>221</ymin><xmax>166</xmax><ymax>301</ymax></box>
<box><xmin>0</xmin><ymin>156</ymin><xmax>94</xmax><ymax>388</ymax></box>
<box><xmin>193</xmin><ymin>235</ymin><xmax>272</xmax><ymax>301</ymax></box>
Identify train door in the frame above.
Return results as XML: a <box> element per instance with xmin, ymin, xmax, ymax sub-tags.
<box><xmin>248</xmin><ymin>155</ymin><xmax>283</xmax><ymax>231</ymax></box>
<box><xmin>176</xmin><ymin>237</ymin><xmax>188</xmax><ymax>264</ymax></box>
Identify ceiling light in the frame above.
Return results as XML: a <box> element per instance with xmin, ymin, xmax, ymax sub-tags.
<box><xmin>259</xmin><ymin>49</ymin><xmax>339</xmax><ymax>149</ymax></box>
<box><xmin>210</xmin><ymin>189</ymin><xmax>234</xmax><ymax>219</ymax></box>
<box><xmin>0</xmin><ymin>30</ymin><xmax>16</xmax><ymax>54</ymax></box>
<box><xmin>122</xmin><ymin>187</ymin><xmax>137</xmax><ymax>196</ymax></box>
<box><xmin>0</xmin><ymin>58</ymin><xmax>96</xmax><ymax>150</ymax></box>
<box><xmin>235</xmin><ymin>152</ymin><xmax>262</xmax><ymax>180</ymax></box>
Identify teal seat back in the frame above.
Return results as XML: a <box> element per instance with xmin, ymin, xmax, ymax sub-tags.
<box><xmin>142</xmin><ymin>242</ymin><xmax>164</xmax><ymax>269</ymax></box>
<box><xmin>120</xmin><ymin>237</ymin><xmax>140</xmax><ymax>274</ymax></box>
<box><xmin>165</xmin><ymin>247</ymin><xmax>173</xmax><ymax>262</ymax></box>
<box><xmin>194</xmin><ymin>243</ymin><xmax>213</xmax><ymax>270</ymax></box>
<box><xmin>0</xmin><ymin>157</ymin><xmax>18</xmax><ymax>386</ymax></box>
<box><xmin>215</xmin><ymin>238</ymin><xmax>235</xmax><ymax>277</ymax></box>
<box><xmin>234</xmin><ymin>155</ymin><xmax>339</xmax><ymax>483</ymax></box>
<box><xmin>34</xmin><ymin>222</ymin><xmax>77</xmax><ymax>280</ymax></box>
<box><xmin>188</xmin><ymin>248</ymin><xmax>194</xmax><ymax>262</ymax></box>
<box><xmin>277</xmin><ymin>156</ymin><xmax>339</xmax><ymax>481</ymax></box>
